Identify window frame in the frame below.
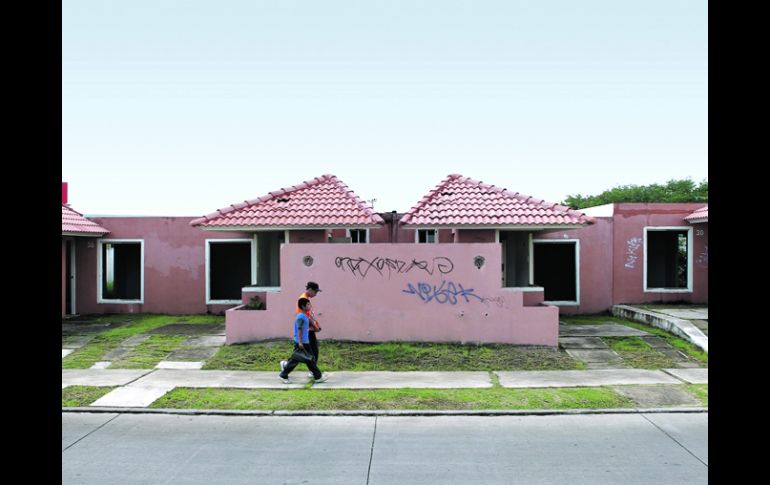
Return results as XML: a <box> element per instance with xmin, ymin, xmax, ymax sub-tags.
<box><xmin>415</xmin><ymin>228</ymin><xmax>438</xmax><ymax>244</ymax></box>
<box><xmin>206</xmin><ymin>238</ymin><xmax>257</xmax><ymax>304</ymax></box>
<box><xmin>643</xmin><ymin>226</ymin><xmax>694</xmax><ymax>293</ymax></box>
<box><xmin>96</xmin><ymin>239</ymin><xmax>145</xmax><ymax>304</ymax></box>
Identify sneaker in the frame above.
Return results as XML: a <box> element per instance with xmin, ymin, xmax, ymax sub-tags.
<box><xmin>314</xmin><ymin>374</ymin><xmax>328</xmax><ymax>383</ymax></box>
<box><xmin>278</xmin><ymin>375</ymin><xmax>291</xmax><ymax>384</ymax></box>
<box><xmin>280</xmin><ymin>360</ymin><xmax>287</xmax><ymax>371</ymax></box>
<box><xmin>308</xmin><ymin>372</ymin><xmax>314</xmax><ymax>378</ymax></box>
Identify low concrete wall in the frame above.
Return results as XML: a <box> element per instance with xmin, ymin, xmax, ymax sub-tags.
<box><xmin>226</xmin><ymin>243</ymin><xmax>559</xmax><ymax>346</ymax></box>
<box><xmin>612</xmin><ymin>305</ymin><xmax>708</xmax><ymax>353</ymax></box>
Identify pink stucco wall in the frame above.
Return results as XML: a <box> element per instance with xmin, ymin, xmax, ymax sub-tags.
<box><xmin>456</xmin><ymin>229</ymin><xmax>496</xmax><ymax>243</ymax></box>
<box><xmin>611</xmin><ymin>204</ymin><xmax>708</xmax><ymax>305</ymax></box>
<box><xmin>288</xmin><ymin>230</ymin><xmax>326</xmax><ymax>243</ymax></box>
<box><xmin>75</xmin><ymin>217</ymin><xmax>252</xmax><ymax>315</ymax></box>
<box><xmin>226</xmin><ymin>243</ymin><xmax>559</xmax><ymax>346</ymax></box>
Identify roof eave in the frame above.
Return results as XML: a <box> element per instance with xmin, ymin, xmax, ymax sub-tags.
<box><xmin>400</xmin><ymin>224</ymin><xmax>590</xmax><ymax>230</ymax></box>
<box><xmin>199</xmin><ymin>224</ymin><xmax>383</xmax><ymax>232</ymax></box>
<box><xmin>62</xmin><ymin>231</ymin><xmax>109</xmax><ymax>237</ymax></box>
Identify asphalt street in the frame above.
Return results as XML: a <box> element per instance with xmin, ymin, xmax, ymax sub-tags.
<box><xmin>62</xmin><ymin>412</ymin><xmax>707</xmax><ymax>484</ymax></box>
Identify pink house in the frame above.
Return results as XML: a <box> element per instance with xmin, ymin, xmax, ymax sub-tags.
<box><xmin>61</xmin><ymin>175</ymin><xmax>707</xmax><ymax>346</ymax></box>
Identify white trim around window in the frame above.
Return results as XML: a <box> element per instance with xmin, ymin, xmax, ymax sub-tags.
<box><xmin>96</xmin><ymin>239</ymin><xmax>144</xmax><ymax>304</ymax></box>
<box><xmin>205</xmin><ymin>239</ymin><xmax>257</xmax><ymax>305</ymax></box>
<box><xmin>643</xmin><ymin>226</ymin><xmax>694</xmax><ymax>293</ymax></box>
<box><xmin>533</xmin><ymin>238</ymin><xmax>581</xmax><ymax>306</ymax></box>
<box><xmin>415</xmin><ymin>228</ymin><xmax>439</xmax><ymax>244</ymax></box>
<box><xmin>346</xmin><ymin>228</ymin><xmax>370</xmax><ymax>244</ymax></box>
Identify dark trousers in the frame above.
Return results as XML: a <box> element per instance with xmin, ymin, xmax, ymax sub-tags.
<box><xmin>308</xmin><ymin>331</ymin><xmax>319</xmax><ymax>363</ymax></box>
<box><xmin>280</xmin><ymin>343</ymin><xmax>322</xmax><ymax>380</ymax></box>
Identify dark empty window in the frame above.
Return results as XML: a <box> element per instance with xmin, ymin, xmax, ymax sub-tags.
<box><xmin>646</xmin><ymin>230</ymin><xmax>689</xmax><ymax>289</ymax></box>
<box><xmin>209</xmin><ymin>242</ymin><xmax>252</xmax><ymax>301</ymax></box>
<box><xmin>101</xmin><ymin>242</ymin><xmax>141</xmax><ymax>300</ymax></box>
<box><xmin>534</xmin><ymin>242</ymin><xmax>577</xmax><ymax>302</ymax></box>
<box><xmin>417</xmin><ymin>229</ymin><xmax>436</xmax><ymax>243</ymax></box>
<box><xmin>349</xmin><ymin>229</ymin><xmax>367</xmax><ymax>243</ymax></box>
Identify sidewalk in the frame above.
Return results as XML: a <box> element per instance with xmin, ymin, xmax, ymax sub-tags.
<box><xmin>62</xmin><ymin>367</ymin><xmax>708</xmax><ymax>410</ymax></box>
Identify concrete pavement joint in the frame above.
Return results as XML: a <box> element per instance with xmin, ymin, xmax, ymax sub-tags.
<box><xmin>366</xmin><ymin>416</ymin><xmax>378</xmax><ymax>485</ymax></box>
<box><xmin>61</xmin><ymin>413</ymin><xmax>120</xmax><ymax>453</ymax></box>
<box><xmin>640</xmin><ymin>412</ymin><xmax>708</xmax><ymax>468</ymax></box>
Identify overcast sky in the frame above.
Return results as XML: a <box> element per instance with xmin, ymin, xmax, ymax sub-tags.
<box><xmin>63</xmin><ymin>0</ymin><xmax>707</xmax><ymax>216</ymax></box>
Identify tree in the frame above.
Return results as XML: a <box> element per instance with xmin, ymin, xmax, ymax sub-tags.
<box><xmin>563</xmin><ymin>178</ymin><xmax>708</xmax><ymax>209</ymax></box>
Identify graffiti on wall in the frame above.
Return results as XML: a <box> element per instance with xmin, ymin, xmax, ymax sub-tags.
<box><xmin>402</xmin><ymin>281</ymin><xmax>504</xmax><ymax>307</ymax></box>
<box><xmin>624</xmin><ymin>237</ymin><xmax>643</xmax><ymax>269</ymax></box>
<box><xmin>696</xmin><ymin>245</ymin><xmax>708</xmax><ymax>267</ymax></box>
<box><xmin>335</xmin><ymin>256</ymin><xmax>454</xmax><ymax>278</ymax></box>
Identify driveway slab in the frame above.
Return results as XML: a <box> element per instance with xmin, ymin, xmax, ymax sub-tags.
<box><xmin>612</xmin><ymin>385</ymin><xmax>702</xmax><ymax>407</ymax></box>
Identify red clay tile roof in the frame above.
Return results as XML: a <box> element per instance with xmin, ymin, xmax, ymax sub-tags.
<box><xmin>400</xmin><ymin>174</ymin><xmax>594</xmax><ymax>226</ymax></box>
<box><xmin>62</xmin><ymin>205</ymin><xmax>110</xmax><ymax>236</ymax></box>
<box><xmin>685</xmin><ymin>205</ymin><xmax>708</xmax><ymax>223</ymax></box>
<box><xmin>191</xmin><ymin>174</ymin><xmax>384</xmax><ymax>228</ymax></box>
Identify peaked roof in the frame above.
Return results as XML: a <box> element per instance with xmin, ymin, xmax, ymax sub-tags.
<box><xmin>400</xmin><ymin>174</ymin><xmax>594</xmax><ymax>227</ymax></box>
<box><xmin>62</xmin><ymin>205</ymin><xmax>110</xmax><ymax>236</ymax></box>
<box><xmin>684</xmin><ymin>205</ymin><xmax>708</xmax><ymax>224</ymax></box>
<box><xmin>191</xmin><ymin>174</ymin><xmax>384</xmax><ymax>228</ymax></box>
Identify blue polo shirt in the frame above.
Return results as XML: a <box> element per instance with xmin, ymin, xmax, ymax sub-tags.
<box><xmin>294</xmin><ymin>312</ymin><xmax>310</xmax><ymax>344</ymax></box>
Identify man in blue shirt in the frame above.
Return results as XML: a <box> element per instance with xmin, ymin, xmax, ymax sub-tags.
<box><xmin>279</xmin><ymin>298</ymin><xmax>328</xmax><ymax>383</ymax></box>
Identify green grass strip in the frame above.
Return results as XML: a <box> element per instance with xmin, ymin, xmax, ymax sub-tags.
<box><xmin>204</xmin><ymin>340</ymin><xmax>585</xmax><ymax>371</ymax></box>
<box><xmin>150</xmin><ymin>386</ymin><xmax>635</xmax><ymax>411</ymax></box>
<box><xmin>602</xmin><ymin>337</ymin><xmax>679</xmax><ymax>369</ymax></box>
<box><xmin>682</xmin><ymin>384</ymin><xmax>708</xmax><ymax>406</ymax></box>
<box><xmin>62</xmin><ymin>386</ymin><xmax>117</xmax><ymax>407</ymax></box>
<box><xmin>109</xmin><ymin>335</ymin><xmax>188</xmax><ymax>369</ymax></box>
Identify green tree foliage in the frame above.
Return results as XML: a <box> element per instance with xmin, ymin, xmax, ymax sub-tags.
<box><xmin>564</xmin><ymin>179</ymin><xmax>708</xmax><ymax>209</ymax></box>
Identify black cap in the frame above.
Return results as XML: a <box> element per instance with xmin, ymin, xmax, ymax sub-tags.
<box><xmin>306</xmin><ymin>281</ymin><xmax>321</xmax><ymax>292</ymax></box>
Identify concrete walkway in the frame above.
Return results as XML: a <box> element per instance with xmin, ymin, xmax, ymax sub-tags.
<box><xmin>62</xmin><ymin>367</ymin><xmax>708</xmax><ymax>409</ymax></box>
<box><xmin>612</xmin><ymin>305</ymin><xmax>708</xmax><ymax>353</ymax></box>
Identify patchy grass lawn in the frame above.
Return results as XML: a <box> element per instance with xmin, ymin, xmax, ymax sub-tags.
<box><xmin>62</xmin><ymin>386</ymin><xmax>116</xmax><ymax>407</ymax></box>
<box><xmin>683</xmin><ymin>384</ymin><xmax>708</xmax><ymax>406</ymax></box>
<box><xmin>150</xmin><ymin>386</ymin><xmax>634</xmax><ymax>411</ymax></box>
<box><xmin>109</xmin><ymin>335</ymin><xmax>188</xmax><ymax>369</ymax></box>
<box><xmin>602</xmin><ymin>337</ymin><xmax>679</xmax><ymax>369</ymax></box>
<box><xmin>204</xmin><ymin>340</ymin><xmax>585</xmax><ymax>372</ymax></box>
<box><xmin>561</xmin><ymin>314</ymin><xmax>707</xmax><ymax>366</ymax></box>
<box><xmin>62</xmin><ymin>314</ymin><xmax>224</xmax><ymax>369</ymax></box>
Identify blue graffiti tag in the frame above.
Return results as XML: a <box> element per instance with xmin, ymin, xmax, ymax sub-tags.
<box><xmin>402</xmin><ymin>281</ymin><xmax>485</xmax><ymax>305</ymax></box>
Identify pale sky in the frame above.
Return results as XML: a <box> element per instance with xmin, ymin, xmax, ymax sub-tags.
<box><xmin>63</xmin><ymin>0</ymin><xmax>707</xmax><ymax>216</ymax></box>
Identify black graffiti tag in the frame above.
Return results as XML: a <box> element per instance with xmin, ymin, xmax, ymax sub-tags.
<box><xmin>335</xmin><ymin>256</ymin><xmax>454</xmax><ymax>278</ymax></box>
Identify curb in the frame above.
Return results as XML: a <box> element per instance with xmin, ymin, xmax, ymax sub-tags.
<box><xmin>62</xmin><ymin>406</ymin><xmax>708</xmax><ymax>417</ymax></box>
